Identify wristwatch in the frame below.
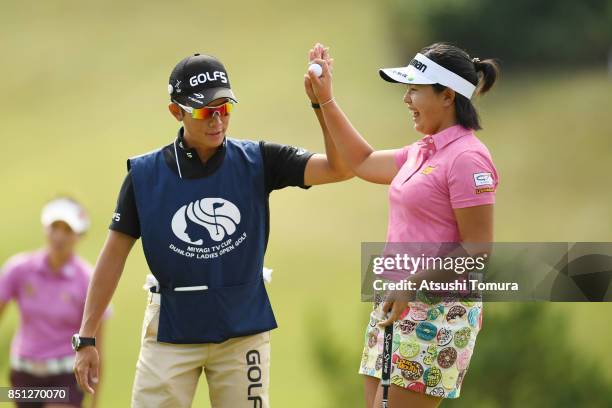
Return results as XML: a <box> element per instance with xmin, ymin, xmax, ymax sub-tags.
<box><xmin>71</xmin><ymin>334</ymin><xmax>96</xmax><ymax>351</ymax></box>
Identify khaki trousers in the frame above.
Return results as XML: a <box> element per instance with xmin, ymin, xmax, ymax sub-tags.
<box><xmin>131</xmin><ymin>294</ymin><xmax>270</xmax><ymax>408</ymax></box>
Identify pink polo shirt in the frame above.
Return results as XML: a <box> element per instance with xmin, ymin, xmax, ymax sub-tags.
<box><xmin>387</xmin><ymin>124</ymin><xmax>499</xmax><ymax>243</ymax></box>
<box><xmin>0</xmin><ymin>250</ymin><xmax>108</xmax><ymax>360</ymax></box>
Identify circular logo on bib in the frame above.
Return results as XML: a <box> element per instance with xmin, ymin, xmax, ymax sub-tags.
<box><xmin>171</xmin><ymin>198</ymin><xmax>241</xmax><ymax>245</ymax></box>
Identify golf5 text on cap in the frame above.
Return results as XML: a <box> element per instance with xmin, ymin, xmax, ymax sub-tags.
<box><xmin>168</xmin><ymin>53</ymin><xmax>238</xmax><ymax>108</ymax></box>
<box><xmin>41</xmin><ymin>198</ymin><xmax>90</xmax><ymax>234</ymax></box>
<box><xmin>379</xmin><ymin>53</ymin><xmax>476</xmax><ymax>100</ymax></box>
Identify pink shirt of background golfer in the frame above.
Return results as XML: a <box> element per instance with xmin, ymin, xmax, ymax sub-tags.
<box><xmin>0</xmin><ymin>197</ymin><xmax>110</xmax><ymax>364</ymax></box>
<box><xmin>0</xmin><ymin>250</ymin><xmax>101</xmax><ymax>360</ymax></box>
<box><xmin>388</xmin><ymin>124</ymin><xmax>498</xmax><ymax>243</ymax></box>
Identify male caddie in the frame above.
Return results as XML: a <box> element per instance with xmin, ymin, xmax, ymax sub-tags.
<box><xmin>73</xmin><ymin>52</ymin><xmax>350</xmax><ymax>407</ymax></box>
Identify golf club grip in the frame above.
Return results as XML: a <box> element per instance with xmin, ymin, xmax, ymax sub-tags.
<box><xmin>381</xmin><ymin>322</ymin><xmax>393</xmax><ymax>407</ymax></box>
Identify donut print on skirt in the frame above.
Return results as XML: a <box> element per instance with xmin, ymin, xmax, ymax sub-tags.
<box><xmin>358</xmin><ymin>301</ymin><xmax>482</xmax><ymax>399</ymax></box>
<box><xmin>446</xmin><ymin>305</ymin><xmax>467</xmax><ymax>323</ymax></box>
<box><xmin>442</xmin><ymin>366</ymin><xmax>460</xmax><ymax>390</ymax></box>
<box><xmin>456</xmin><ymin>348</ymin><xmax>472</xmax><ymax>370</ymax></box>
<box><xmin>398</xmin><ymin>358</ymin><xmax>424</xmax><ymax>381</ymax></box>
<box><xmin>367</xmin><ymin>327</ymin><xmax>379</xmax><ymax>348</ymax></box>
<box><xmin>409</xmin><ymin>303</ymin><xmax>429</xmax><ymax>321</ymax></box>
<box><xmin>437</xmin><ymin>347</ymin><xmax>457</xmax><ymax>369</ymax></box>
<box><xmin>407</xmin><ymin>381</ymin><xmax>426</xmax><ymax>394</ymax></box>
<box><xmin>416</xmin><ymin>322</ymin><xmax>438</xmax><ymax>341</ymax></box>
<box><xmin>392</xmin><ymin>375</ymin><xmax>406</xmax><ymax>388</ymax></box>
<box><xmin>399</xmin><ymin>320</ymin><xmax>417</xmax><ymax>335</ymax></box>
<box><xmin>399</xmin><ymin>339</ymin><xmax>420</xmax><ymax>358</ymax></box>
<box><xmin>421</xmin><ymin>344</ymin><xmax>438</xmax><ymax>366</ymax></box>
<box><xmin>468</xmin><ymin>307</ymin><xmax>480</xmax><ymax>327</ymax></box>
<box><xmin>436</xmin><ymin>327</ymin><xmax>453</xmax><ymax>346</ymax></box>
<box><xmin>423</xmin><ymin>366</ymin><xmax>442</xmax><ymax>387</ymax></box>
<box><xmin>427</xmin><ymin>305</ymin><xmax>445</xmax><ymax>321</ymax></box>
<box><xmin>454</xmin><ymin>327</ymin><xmax>471</xmax><ymax>349</ymax></box>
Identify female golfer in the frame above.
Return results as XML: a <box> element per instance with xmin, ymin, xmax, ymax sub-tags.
<box><xmin>0</xmin><ymin>197</ymin><xmax>107</xmax><ymax>408</ymax></box>
<box><xmin>307</xmin><ymin>42</ymin><xmax>499</xmax><ymax>406</ymax></box>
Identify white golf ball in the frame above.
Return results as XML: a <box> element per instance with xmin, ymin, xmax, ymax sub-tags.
<box><xmin>308</xmin><ymin>63</ymin><xmax>323</xmax><ymax>77</ymax></box>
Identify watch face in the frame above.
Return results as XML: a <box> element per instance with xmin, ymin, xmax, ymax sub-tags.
<box><xmin>71</xmin><ymin>334</ymin><xmax>80</xmax><ymax>351</ymax></box>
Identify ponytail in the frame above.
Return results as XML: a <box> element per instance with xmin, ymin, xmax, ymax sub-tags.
<box><xmin>473</xmin><ymin>58</ymin><xmax>500</xmax><ymax>96</ymax></box>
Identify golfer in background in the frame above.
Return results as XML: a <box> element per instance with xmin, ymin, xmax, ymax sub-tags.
<box><xmin>307</xmin><ymin>42</ymin><xmax>500</xmax><ymax>407</ymax></box>
<box><xmin>73</xmin><ymin>52</ymin><xmax>351</xmax><ymax>408</ymax></box>
<box><xmin>0</xmin><ymin>197</ymin><xmax>108</xmax><ymax>408</ymax></box>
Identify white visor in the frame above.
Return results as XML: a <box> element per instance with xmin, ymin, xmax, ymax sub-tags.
<box><xmin>379</xmin><ymin>53</ymin><xmax>476</xmax><ymax>99</ymax></box>
<box><xmin>41</xmin><ymin>198</ymin><xmax>90</xmax><ymax>234</ymax></box>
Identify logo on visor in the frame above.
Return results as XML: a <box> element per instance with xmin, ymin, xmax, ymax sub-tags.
<box><xmin>171</xmin><ymin>198</ymin><xmax>241</xmax><ymax>245</ymax></box>
<box><xmin>409</xmin><ymin>59</ymin><xmax>428</xmax><ymax>73</ymax></box>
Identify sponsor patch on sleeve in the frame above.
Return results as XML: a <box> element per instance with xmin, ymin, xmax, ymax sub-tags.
<box><xmin>475</xmin><ymin>187</ymin><xmax>495</xmax><ymax>194</ymax></box>
<box><xmin>473</xmin><ymin>172</ymin><xmax>494</xmax><ymax>187</ymax></box>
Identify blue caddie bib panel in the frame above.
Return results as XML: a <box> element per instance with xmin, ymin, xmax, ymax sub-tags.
<box><xmin>128</xmin><ymin>138</ymin><xmax>277</xmax><ymax>344</ymax></box>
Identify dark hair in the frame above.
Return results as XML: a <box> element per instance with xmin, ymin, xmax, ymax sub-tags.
<box><xmin>422</xmin><ymin>43</ymin><xmax>500</xmax><ymax>130</ymax></box>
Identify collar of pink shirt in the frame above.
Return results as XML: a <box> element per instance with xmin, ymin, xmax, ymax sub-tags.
<box><xmin>416</xmin><ymin>124</ymin><xmax>473</xmax><ymax>158</ymax></box>
<box><xmin>38</xmin><ymin>250</ymin><xmax>78</xmax><ymax>279</ymax></box>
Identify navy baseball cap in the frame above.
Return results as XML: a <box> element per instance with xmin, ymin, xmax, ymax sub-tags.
<box><xmin>168</xmin><ymin>53</ymin><xmax>238</xmax><ymax>108</ymax></box>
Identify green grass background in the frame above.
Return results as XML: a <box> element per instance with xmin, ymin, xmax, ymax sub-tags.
<box><xmin>1</xmin><ymin>0</ymin><xmax>611</xmax><ymax>406</ymax></box>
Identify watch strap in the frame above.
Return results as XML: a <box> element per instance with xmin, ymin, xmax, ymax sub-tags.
<box><xmin>79</xmin><ymin>337</ymin><xmax>96</xmax><ymax>347</ymax></box>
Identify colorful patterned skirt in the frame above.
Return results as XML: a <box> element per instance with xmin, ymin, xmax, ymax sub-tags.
<box><xmin>358</xmin><ymin>293</ymin><xmax>483</xmax><ymax>399</ymax></box>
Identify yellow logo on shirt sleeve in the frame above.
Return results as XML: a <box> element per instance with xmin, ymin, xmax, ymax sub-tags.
<box><xmin>475</xmin><ymin>187</ymin><xmax>495</xmax><ymax>194</ymax></box>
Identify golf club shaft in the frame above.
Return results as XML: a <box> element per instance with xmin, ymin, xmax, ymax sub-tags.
<box><xmin>381</xmin><ymin>322</ymin><xmax>393</xmax><ymax>408</ymax></box>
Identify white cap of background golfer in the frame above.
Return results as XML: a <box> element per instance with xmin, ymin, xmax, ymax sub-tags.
<box><xmin>379</xmin><ymin>53</ymin><xmax>477</xmax><ymax>100</ymax></box>
<box><xmin>41</xmin><ymin>197</ymin><xmax>90</xmax><ymax>234</ymax></box>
